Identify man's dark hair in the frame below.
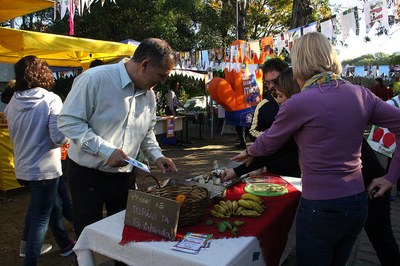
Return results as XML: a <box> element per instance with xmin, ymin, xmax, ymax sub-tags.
<box><xmin>261</xmin><ymin>58</ymin><xmax>289</xmax><ymax>74</ymax></box>
<box><xmin>132</xmin><ymin>38</ymin><xmax>175</xmax><ymax>66</ymax></box>
<box><xmin>170</xmin><ymin>80</ymin><xmax>179</xmax><ymax>90</ymax></box>
<box><xmin>90</xmin><ymin>59</ymin><xmax>104</xmax><ymax>68</ymax></box>
<box><xmin>1</xmin><ymin>80</ymin><xmax>16</xmax><ymax>104</ymax></box>
<box><xmin>375</xmin><ymin>77</ymin><xmax>384</xmax><ymax>86</ymax></box>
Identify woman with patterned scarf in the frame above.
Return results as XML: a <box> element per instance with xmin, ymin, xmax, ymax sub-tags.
<box><xmin>232</xmin><ymin>32</ymin><xmax>400</xmax><ymax>266</ymax></box>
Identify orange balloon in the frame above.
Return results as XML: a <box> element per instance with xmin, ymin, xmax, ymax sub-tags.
<box><xmin>208</xmin><ymin>78</ymin><xmax>236</xmax><ymax>111</ymax></box>
<box><xmin>232</xmin><ymin>70</ymin><xmax>243</xmax><ymax>92</ymax></box>
<box><xmin>224</xmin><ymin>69</ymin><xmax>234</xmax><ymax>86</ymax></box>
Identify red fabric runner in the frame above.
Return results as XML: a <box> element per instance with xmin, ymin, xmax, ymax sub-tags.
<box><xmin>120</xmin><ymin>175</ymin><xmax>301</xmax><ymax>266</ymax></box>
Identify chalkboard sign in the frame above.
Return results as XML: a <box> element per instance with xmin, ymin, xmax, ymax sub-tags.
<box><xmin>124</xmin><ymin>190</ymin><xmax>180</xmax><ymax>240</ymax></box>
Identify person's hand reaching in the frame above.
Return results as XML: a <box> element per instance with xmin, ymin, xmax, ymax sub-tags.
<box><xmin>155</xmin><ymin>157</ymin><xmax>177</xmax><ymax>174</ymax></box>
<box><xmin>231</xmin><ymin>148</ymin><xmax>253</xmax><ymax>167</ymax></box>
<box><xmin>222</xmin><ymin>168</ymin><xmax>237</xmax><ymax>182</ymax></box>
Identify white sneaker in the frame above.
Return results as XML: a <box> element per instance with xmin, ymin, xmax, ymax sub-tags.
<box><xmin>19</xmin><ymin>240</ymin><xmax>53</xmax><ymax>258</ymax></box>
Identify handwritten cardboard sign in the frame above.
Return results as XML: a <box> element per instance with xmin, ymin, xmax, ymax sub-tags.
<box><xmin>124</xmin><ymin>190</ymin><xmax>180</xmax><ymax>240</ymax></box>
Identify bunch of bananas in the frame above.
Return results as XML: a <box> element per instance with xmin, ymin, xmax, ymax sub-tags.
<box><xmin>209</xmin><ymin>193</ymin><xmax>265</xmax><ymax>218</ymax></box>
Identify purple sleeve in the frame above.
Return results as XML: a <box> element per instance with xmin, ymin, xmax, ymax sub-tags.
<box><xmin>248</xmin><ymin>98</ymin><xmax>303</xmax><ymax>157</ymax></box>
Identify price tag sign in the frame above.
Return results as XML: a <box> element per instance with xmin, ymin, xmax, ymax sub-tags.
<box><xmin>124</xmin><ymin>190</ymin><xmax>180</xmax><ymax>240</ymax></box>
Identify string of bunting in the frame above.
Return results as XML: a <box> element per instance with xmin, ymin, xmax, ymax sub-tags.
<box><xmin>174</xmin><ymin>0</ymin><xmax>399</xmax><ymax>71</ymax></box>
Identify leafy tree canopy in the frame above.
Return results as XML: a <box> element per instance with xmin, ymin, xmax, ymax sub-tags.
<box><xmin>44</xmin><ymin>0</ymin><xmax>331</xmax><ymax>50</ymax></box>
<box><xmin>342</xmin><ymin>52</ymin><xmax>400</xmax><ymax>66</ymax></box>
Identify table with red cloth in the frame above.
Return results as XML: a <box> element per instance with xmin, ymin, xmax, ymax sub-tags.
<box><xmin>73</xmin><ymin>176</ymin><xmax>301</xmax><ymax>266</ymax></box>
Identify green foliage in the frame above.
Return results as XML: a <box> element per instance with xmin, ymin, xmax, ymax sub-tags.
<box><xmin>393</xmin><ymin>82</ymin><xmax>400</xmax><ymax>96</ymax></box>
<box><xmin>45</xmin><ymin>0</ymin><xmax>331</xmax><ymax>50</ymax></box>
<box><xmin>48</xmin><ymin>0</ymin><xmax>204</xmax><ymax>51</ymax></box>
<box><xmin>16</xmin><ymin>1</ymin><xmax>400</xmax><ymax>102</ymax></box>
<box><xmin>389</xmin><ymin>53</ymin><xmax>400</xmax><ymax>66</ymax></box>
<box><xmin>342</xmin><ymin>76</ymin><xmax>376</xmax><ymax>88</ymax></box>
<box><xmin>342</xmin><ymin>77</ymin><xmax>400</xmax><ymax>97</ymax></box>
<box><xmin>342</xmin><ymin>53</ymin><xmax>400</xmax><ymax>66</ymax></box>
<box><xmin>196</xmin><ymin>0</ymin><xmax>236</xmax><ymax>48</ymax></box>
<box><xmin>155</xmin><ymin>75</ymin><xmax>206</xmax><ymax>115</ymax></box>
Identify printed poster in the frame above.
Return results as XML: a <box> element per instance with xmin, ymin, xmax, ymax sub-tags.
<box><xmin>364</xmin><ymin>0</ymin><xmax>389</xmax><ymax>34</ymax></box>
<box><xmin>241</xmin><ymin>71</ymin><xmax>261</xmax><ymax>107</ymax></box>
<box><xmin>367</xmin><ymin>95</ymin><xmax>400</xmax><ymax>158</ymax></box>
<box><xmin>260</xmin><ymin>36</ymin><xmax>274</xmax><ymax>58</ymax></box>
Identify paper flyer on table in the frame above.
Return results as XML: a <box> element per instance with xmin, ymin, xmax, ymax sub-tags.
<box><xmin>124</xmin><ymin>157</ymin><xmax>150</xmax><ymax>173</ymax></box>
<box><xmin>172</xmin><ymin>233</ymin><xmax>213</xmax><ymax>254</ymax></box>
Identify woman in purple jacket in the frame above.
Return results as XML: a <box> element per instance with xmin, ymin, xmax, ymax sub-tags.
<box><xmin>233</xmin><ymin>32</ymin><xmax>400</xmax><ymax>266</ymax></box>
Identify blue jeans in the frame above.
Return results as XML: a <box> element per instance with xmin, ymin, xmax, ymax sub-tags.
<box><xmin>296</xmin><ymin>192</ymin><xmax>368</xmax><ymax>266</ymax></box>
<box><xmin>20</xmin><ymin>178</ymin><xmax>71</xmax><ymax>266</ymax></box>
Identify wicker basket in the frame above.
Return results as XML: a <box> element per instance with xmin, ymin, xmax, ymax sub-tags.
<box><xmin>142</xmin><ymin>175</ymin><xmax>209</xmax><ymax>227</ymax></box>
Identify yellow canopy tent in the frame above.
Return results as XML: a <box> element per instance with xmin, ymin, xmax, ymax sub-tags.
<box><xmin>0</xmin><ymin>27</ymin><xmax>137</xmax><ymax>69</ymax></box>
<box><xmin>0</xmin><ymin>0</ymin><xmax>54</xmax><ymax>22</ymax></box>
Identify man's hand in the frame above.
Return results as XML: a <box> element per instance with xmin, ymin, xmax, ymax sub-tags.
<box><xmin>231</xmin><ymin>150</ymin><xmax>248</xmax><ymax>162</ymax></box>
<box><xmin>106</xmin><ymin>148</ymin><xmax>129</xmax><ymax>167</ymax></box>
<box><xmin>231</xmin><ymin>149</ymin><xmax>253</xmax><ymax>166</ymax></box>
<box><xmin>155</xmin><ymin>157</ymin><xmax>177</xmax><ymax>174</ymax></box>
<box><xmin>222</xmin><ymin>168</ymin><xmax>237</xmax><ymax>182</ymax></box>
<box><xmin>367</xmin><ymin>176</ymin><xmax>393</xmax><ymax>199</ymax></box>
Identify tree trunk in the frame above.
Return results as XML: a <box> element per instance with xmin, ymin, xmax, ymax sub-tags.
<box><xmin>230</xmin><ymin>0</ymin><xmax>248</xmax><ymax>40</ymax></box>
<box><xmin>238</xmin><ymin>1</ymin><xmax>246</xmax><ymax>40</ymax></box>
<box><xmin>22</xmin><ymin>16</ymin><xmax>26</xmax><ymax>30</ymax></box>
<box><xmin>291</xmin><ymin>0</ymin><xmax>311</xmax><ymax>29</ymax></box>
<box><xmin>29</xmin><ymin>14</ymin><xmax>34</xmax><ymax>30</ymax></box>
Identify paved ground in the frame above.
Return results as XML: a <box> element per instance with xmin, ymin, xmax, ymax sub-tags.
<box><xmin>1</xmin><ymin>122</ymin><xmax>399</xmax><ymax>265</ymax></box>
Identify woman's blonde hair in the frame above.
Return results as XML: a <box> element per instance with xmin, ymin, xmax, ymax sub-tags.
<box><xmin>291</xmin><ymin>32</ymin><xmax>342</xmax><ymax>82</ymax></box>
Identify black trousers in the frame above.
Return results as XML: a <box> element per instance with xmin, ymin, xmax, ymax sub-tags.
<box><xmin>364</xmin><ymin>191</ymin><xmax>400</xmax><ymax>266</ymax></box>
<box><xmin>67</xmin><ymin>158</ymin><xmax>131</xmax><ymax>238</ymax></box>
<box><xmin>362</xmin><ymin>140</ymin><xmax>400</xmax><ymax>266</ymax></box>
<box><xmin>235</xmin><ymin>126</ymin><xmax>248</xmax><ymax>145</ymax></box>
<box><xmin>165</xmin><ymin>107</ymin><xmax>175</xmax><ymax>116</ymax></box>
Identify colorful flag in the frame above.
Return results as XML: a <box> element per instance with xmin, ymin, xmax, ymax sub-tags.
<box><xmin>364</xmin><ymin>0</ymin><xmax>389</xmax><ymax>34</ymax></box>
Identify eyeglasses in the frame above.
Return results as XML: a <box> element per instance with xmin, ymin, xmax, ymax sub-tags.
<box><xmin>263</xmin><ymin>78</ymin><xmax>277</xmax><ymax>87</ymax></box>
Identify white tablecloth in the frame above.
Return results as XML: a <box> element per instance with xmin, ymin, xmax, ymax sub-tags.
<box><xmin>73</xmin><ymin>176</ymin><xmax>301</xmax><ymax>266</ymax></box>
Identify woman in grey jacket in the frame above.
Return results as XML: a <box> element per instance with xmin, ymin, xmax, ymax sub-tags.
<box><xmin>5</xmin><ymin>56</ymin><xmax>73</xmax><ymax>265</ymax></box>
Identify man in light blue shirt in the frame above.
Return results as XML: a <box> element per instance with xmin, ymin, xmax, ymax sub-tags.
<box><xmin>58</xmin><ymin>38</ymin><xmax>177</xmax><ymax>238</ymax></box>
